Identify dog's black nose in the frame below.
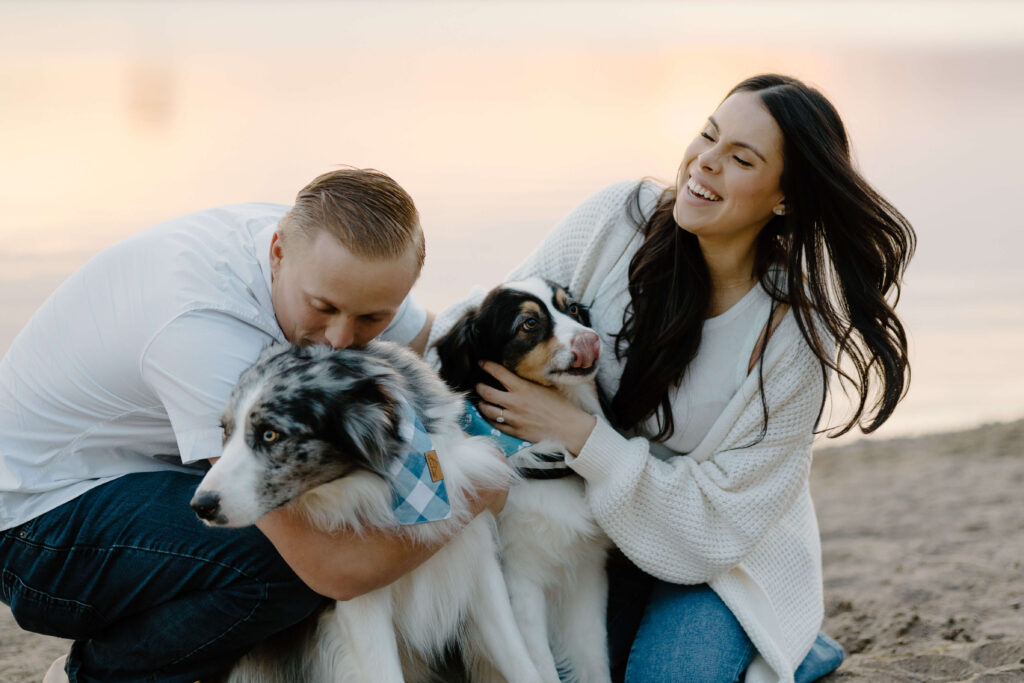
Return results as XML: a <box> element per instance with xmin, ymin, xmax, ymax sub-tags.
<box><xmin>190</xmin><ymin>491</ymin><xmax>221</xmax><ymax>521</ymax></box>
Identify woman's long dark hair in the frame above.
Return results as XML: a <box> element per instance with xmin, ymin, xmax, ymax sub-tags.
<box><xmin>610</xmin><ymin>74</ymin><xmax>916</xmax><ymax>440</ymax></box>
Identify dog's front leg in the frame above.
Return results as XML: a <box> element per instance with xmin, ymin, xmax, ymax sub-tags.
<box><xmin>551</xmin><ymin>550</ymin><xmax>613</xmax><ymax>683</ymax></box>
<box><xmin>464</xmin><ymin>530</ymin><xmax>546</xmax><ymax>683</ymax></box>
<box><xmin>330</xmin><ymin>590</ymin><xmax>404</xmax><ymax>683</ymax></box>
<box><xmin>503</xmin><ymin>571</ymin><xmax>561</xmax><ymax>683</ymax></box>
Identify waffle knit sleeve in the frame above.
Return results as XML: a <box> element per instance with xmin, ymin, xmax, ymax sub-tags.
<box><xmin>566</xmin><ymin>319</ymin><xmax>824</xmax><ymax>584</ymax></box>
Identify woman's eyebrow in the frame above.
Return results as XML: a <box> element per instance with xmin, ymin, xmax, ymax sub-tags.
<box><xmin>707</xmin><ymin>116</ymin><xmax>767</xmax><ymax>162</ymax></box>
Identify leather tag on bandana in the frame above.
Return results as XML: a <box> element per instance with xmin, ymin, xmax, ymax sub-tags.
<box><xmin>424</xmin><ymin>450</ymin><xmax>444</xmax><ymax>482</ymax></box>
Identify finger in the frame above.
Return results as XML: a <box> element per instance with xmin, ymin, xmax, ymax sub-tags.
<box><xmin>478</xmin><ymin>360</ymin><xmax>525</xmax><ymax>390</ymax></box>
<box><xmin>477</xmin><ymin>401</ymin><xmax>522</xmax><ymax>437</ymax></box>
<box><xmin>478</xmin><ymin>400</ymin><xmax>511</xmax><ymax>426</ymax></box>
<box><xmin>476</xmin><ymin>383</ymin><xmax>510</xmax><ymax>407</ymax></box>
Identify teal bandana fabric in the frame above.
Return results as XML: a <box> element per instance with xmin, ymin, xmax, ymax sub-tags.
<box><xmin>388</xmin><ymin>398</ymin><xmax>452</xmax><ymax>525</ymax></box>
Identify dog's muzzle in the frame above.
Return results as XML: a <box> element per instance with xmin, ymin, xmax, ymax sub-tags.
<box><xmin>190</xmin><ymin>490</ymin><xmax>225</xmax><ymax>524</ymax></box>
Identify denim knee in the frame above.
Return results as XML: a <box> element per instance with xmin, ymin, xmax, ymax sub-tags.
<box><xmin>624</xmin><ymin>583</ymin><xmax>756</xmax><ymax>683</ymax></box>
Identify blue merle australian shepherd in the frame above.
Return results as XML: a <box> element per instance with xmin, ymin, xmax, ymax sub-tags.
<box><xmin>432</xmin><ymin>277</ymin><xmax>613</xmax><ymax>683</ymax></box>
<box><xmin>190</xmin><ymin>341</ymin><xmax>547</xmax><ymax>682</ymax></box>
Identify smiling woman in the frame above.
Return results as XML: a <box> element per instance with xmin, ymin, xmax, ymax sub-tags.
<box><xmin>430</xmin><ymin>73</ymin><xmax>916</xmax><ymax>683</ymax></box>
<box><xmin>673</xmin><ymin>91</ymin><xmax>786</xmax><ymax>248</ymax></box>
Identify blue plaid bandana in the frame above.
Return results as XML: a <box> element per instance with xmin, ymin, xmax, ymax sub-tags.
<box><xmin>388</xmin><ymin>399</ymin><xmax>452</xmax><ymax>525</ymax></box>
<box><xmin>460</xmin><ymin>402</ymin><xmax>572</xmax><ymax>479</ymax></box>
<box><xmin>390</xmin><ymin>400</ymin><xmax>571</xmax><ymax>526</ymax></box>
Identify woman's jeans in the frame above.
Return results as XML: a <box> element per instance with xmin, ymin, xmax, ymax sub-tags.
<box><xmin>607</xmin><ymin>554</ymin><xmax>845</xmax><ymax>682</ymax></box>
<box><xmin>0</xmin><ymin>471</ymin><xmax>327</xmax><ymax>683</ymax></box>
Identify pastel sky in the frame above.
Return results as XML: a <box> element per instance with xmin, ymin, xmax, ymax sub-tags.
<box><xmin>1</xmin><ymin>1</ymin><xmax>1022</xmax><ymax>443</ymax></box>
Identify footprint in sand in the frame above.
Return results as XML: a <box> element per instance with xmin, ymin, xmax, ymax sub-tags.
<box><xmin>892</xmin><ymin>653</ymin><xmax>977</xmax><ymax>681</ymax></box>
<box><xmin>969</xmin><ymin>640</ymin><xmax>1024</xmax><ymax>669</ymax></box>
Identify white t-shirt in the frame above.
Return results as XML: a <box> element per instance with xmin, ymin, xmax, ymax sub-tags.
<box><xmin>0</xmin><ymin>203</ymin><xmax>425</xmax><ymax>530</ymax></box>
<box><xmin>648</xmin><ymin>283</ymin><xmax>774</xmax><ymax>456</ymax></box>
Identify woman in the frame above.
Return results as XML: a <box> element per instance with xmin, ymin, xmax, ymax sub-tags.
<box><xmin>429</xmin><ymin>74</ymin><xmax>914</xmax><ymax>682</ymax></box>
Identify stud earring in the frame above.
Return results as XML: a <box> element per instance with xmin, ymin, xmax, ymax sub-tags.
<box><xmin>774</xmin><ymin>208</ymin><xmax>785</xmax><ymax>216</ymax></box>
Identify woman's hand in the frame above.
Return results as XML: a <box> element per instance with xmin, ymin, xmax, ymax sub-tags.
<box><xmin>475</xmin><ymin>360</ymin><xmax>597</xmax><ymax>456</ymax></box>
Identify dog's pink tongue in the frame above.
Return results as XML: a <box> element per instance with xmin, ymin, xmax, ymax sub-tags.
<box><xmin>571</xmin><ymin>331</ymin><xmax>601</xmax><ymax>368</ymax></box>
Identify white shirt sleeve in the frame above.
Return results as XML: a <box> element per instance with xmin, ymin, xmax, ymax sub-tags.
<box><xmin>140</xmin><ymin>310</ymin><xmax>276</xmax><ymax>465</ymax></box>
<box><xmin>379</xmin><ymin>293</ymin><xmax>427</xmax><ymax>346</ymax></box>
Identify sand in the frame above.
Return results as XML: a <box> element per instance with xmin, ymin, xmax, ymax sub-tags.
<box><xmin>2</xmin><ymin>418</ymin><xmax>1023</xmax><ymax>682</ymax></box>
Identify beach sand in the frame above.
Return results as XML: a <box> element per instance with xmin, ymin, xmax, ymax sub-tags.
<box><xmin>2</xmin><ymin>418</ymin><xmax>1022</xmax><ymax>682</ymax></box>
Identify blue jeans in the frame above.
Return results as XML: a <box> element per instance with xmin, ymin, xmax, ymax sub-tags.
<box><xmin>606</xmin><ymin>554</ymin><xmax>844</xmax><ymax>682</ymax></box>
<box><xmin>0</xmin><ymin>471</ymin><xmax>327</xmax><ymax>683</ymax></box>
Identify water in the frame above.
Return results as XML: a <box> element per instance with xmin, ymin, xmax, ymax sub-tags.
<box><xmin>2</xmin><ymin>1</ymin><xmax>1022</xmax><ymax>446</ymax></box>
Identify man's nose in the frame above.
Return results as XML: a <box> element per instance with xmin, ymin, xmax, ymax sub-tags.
<box><xmin>324</xmin><ymin>317</ymin><xmax>356</xmax><ymax>349</ymax></box>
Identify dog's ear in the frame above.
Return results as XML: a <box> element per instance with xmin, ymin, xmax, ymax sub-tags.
<box><xmin>433</xmin><ymin>309</ymin><xmax>482</xmax><ymax>394</ymax></box>
<box><xmin>326</xmin><ymin>379</ymin><xmax>402</xmax><ymax>476</ymax></box>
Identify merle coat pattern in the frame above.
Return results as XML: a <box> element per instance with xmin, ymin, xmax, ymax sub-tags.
<box><xmin>191</xmin><ymin>341</ymin><xmax>546</xmax><ymax>683</ymax></box>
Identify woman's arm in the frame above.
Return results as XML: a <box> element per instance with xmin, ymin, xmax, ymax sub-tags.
<box><xmin>478</xmin><ymin>319</ymin><xmax>824</xmax><ymax>584</ymax></box>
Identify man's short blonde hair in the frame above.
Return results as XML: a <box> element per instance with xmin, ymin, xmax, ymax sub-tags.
<box><xmin>281</xmin><ymin>168</ymin><xmax>424</xmax><ymax>269</ymax></box>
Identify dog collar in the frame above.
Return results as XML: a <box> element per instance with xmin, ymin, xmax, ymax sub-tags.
<box><xmin>460</xmin><ymin>402</ymin><xmax>573</xmax><ymax>479</ymax></box>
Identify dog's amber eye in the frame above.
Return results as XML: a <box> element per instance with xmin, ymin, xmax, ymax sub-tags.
<box><xmin>262</xmin><ymin>430</ymin><xmax>279</xmax><ymax>443</ymax></box>
<box><xmin>521</xmin><ymin>318</ymin><xmax>538</xmax><ymax>331</ymax></box>
<box><xmin>568</xmin><ymin>303</ymin><xmax>579</xmax><ymax>316</ymax></box>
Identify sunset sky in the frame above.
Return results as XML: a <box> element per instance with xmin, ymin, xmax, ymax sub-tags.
<box><xmin>1</xmin><ymin>0</ymin><xmax>1022</xmax><ymax>443</ymax></box>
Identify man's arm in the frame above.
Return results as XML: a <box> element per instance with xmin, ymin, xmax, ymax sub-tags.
<box><xmin>256</xmin><ymin>505</ymin><xmax>438</xmax><ymax>601</ymax></box>
<box><xmin>255</xmin><ymin>480</ymin><xmax>504</xmax><ymax>601</ymax></box>
<box><xmin>146</xmin><ymin>311</ymin><xmax>493</xmax><ymax>600</ymax></box>
<box><xmin>407</xmin><ymin>311</ymin><xmax>435</xmax><ymax>356</ymax></box>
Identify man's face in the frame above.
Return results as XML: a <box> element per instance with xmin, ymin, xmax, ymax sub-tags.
<box><xmin>269</xmin><ymin>229</ymin><xmax>419</xmax><ymax>349</ymax></box>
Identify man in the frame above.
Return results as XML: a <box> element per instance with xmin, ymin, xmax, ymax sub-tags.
<box><xmin>0</xmin><ymin>169</ymin><xmax>493</xmax><ymax>682</ymax></box>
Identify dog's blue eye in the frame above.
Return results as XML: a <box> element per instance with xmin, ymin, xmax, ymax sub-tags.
<box><xmin>262</xmin><ymin>430</ymin><xmax>280</xmax><ymax>443</ymax></box>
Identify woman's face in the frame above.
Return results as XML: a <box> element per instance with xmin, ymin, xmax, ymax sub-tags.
<box><xmin>673</xmin><ymin>90</ymin><xmax>786</xmax><ymax>247</ymax></box>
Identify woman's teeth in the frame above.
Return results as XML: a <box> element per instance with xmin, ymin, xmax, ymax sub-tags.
<box><xmin>687</xmin><ymin>177</ymin><xmax>722</xmax><ymax>201</ymax></box>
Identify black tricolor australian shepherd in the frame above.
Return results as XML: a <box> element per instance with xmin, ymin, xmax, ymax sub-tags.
<box><xmin>190</xmin><ymin>341</ymin><xmax>546</xmax><ymax>682</ymax></box>
<box><xmin>433</xmin><ymin>277</ymin><xmax>613</xmax><ymax>683</ymax></box>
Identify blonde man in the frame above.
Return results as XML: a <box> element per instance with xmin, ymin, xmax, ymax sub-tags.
<box><xmin>0</xmin><ymin>169</ymin><xmax>497</xmax><ymax>682</ymax></box>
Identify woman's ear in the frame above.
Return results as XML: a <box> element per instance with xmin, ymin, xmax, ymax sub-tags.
<box><xmin>773</xmin><ymin>200</ymin><xmax>786</xmax><ymax>216</ymax></box>
<box><xmin>432</xmin><ymin>309</ymin><xmax>482</xmax><ymax>394</ymax></box>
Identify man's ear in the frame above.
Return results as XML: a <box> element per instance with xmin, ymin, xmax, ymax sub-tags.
<box><xmin>433</xmin><ymin>309</ymin><xmax>482</xmax><ymax>394</ymax></box>
<box><xmin>269</xmin><ymin>230</ymin><xmax>285</xmax><ymax>277</ymax></box>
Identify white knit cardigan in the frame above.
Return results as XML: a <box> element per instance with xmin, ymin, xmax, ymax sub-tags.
<box><xmin>428</xmin><ymin>180</ymin><xmax>826</xmax><ymax>683</ymax></box>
